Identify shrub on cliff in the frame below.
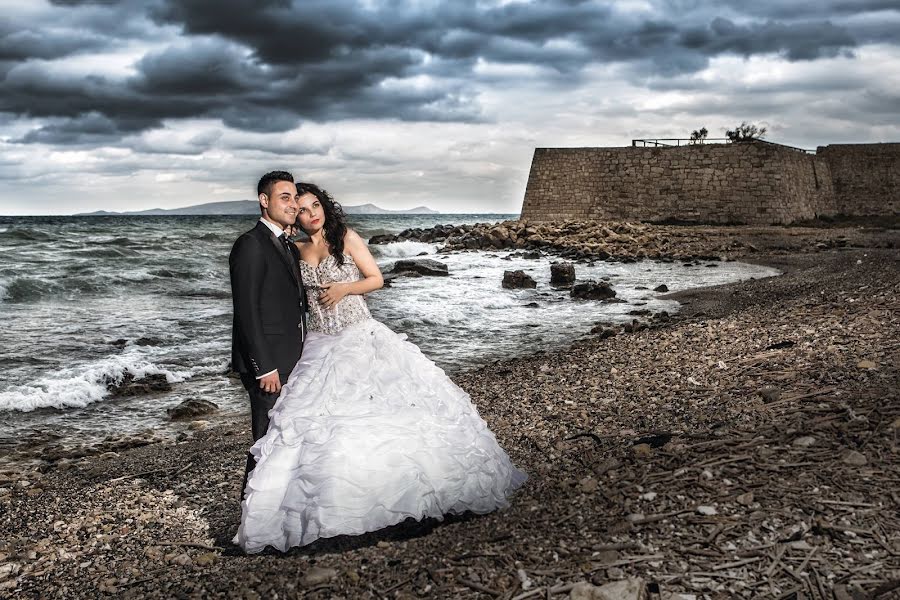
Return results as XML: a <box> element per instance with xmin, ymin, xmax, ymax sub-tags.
<box><xmin>690</xmin><ymin>127</ymin><xmax>708</xmax><ymax>144</ymax></box>
<box><xmin>726</xmin><ymin>122</ymin><xmax>767</xmax><ymax>142</ymax></box>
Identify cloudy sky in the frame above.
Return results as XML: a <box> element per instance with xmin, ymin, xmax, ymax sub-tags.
<box><xmin>1</xmin><ymin>0</ymin><xmax>899</xmax><ymax>215</ymax></box>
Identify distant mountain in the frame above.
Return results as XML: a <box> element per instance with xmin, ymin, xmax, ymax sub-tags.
<box><xmin>342</xmin><ymin>203</ymin><xmax>437</xmax><ymax>215</ymax></box>
<box><xmin>77</xmin><ymin>200</ymin><xmax>439</xmax><ymax>216</ymax></box>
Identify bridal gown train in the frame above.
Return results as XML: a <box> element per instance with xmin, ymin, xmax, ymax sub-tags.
<box><xmin>234</xmin><ymin>253</ymin><xmax>527</xmax><ymax>553</ymax></box>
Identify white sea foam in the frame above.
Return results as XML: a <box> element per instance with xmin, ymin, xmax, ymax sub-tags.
<box><xmin>0</xmin><ymin>277</ymin><xmax>7</xmax><ymax>302</ymax></box>
<box><xmin>0</xmin><ymin>354</ymin><xmax>193</xmax><ymax>413</ymax></box>
<box><xmin>119</xmin><ymin>269</ymin><xmax>156</xmax><ymax>283</ymax></box>
<box><xmin>370</xmin><ymin>241</ymin><xmax>437</xmax><ymax>259</ymax></box>
<box><xmin>186</xmin><ymin>357</ymin><xmax>231</xmax><ymax>377</ymax></box>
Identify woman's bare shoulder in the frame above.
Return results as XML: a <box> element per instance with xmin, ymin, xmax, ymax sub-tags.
<box><xmin>343</xmin><ymin>228</ymin><xmax>365</xmax><ymax>246</ymax></box>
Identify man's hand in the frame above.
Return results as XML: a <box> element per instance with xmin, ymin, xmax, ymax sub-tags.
<box><xmin>258</xmin><ymin>371</ymin><xmax>282</xmax><ymax>394</ymax></box>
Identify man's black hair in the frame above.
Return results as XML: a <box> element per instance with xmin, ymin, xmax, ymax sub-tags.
<box><xmin>257</xmin><ymin>171</ymin><xmax>294</xmax><ymax>197</ymax></box>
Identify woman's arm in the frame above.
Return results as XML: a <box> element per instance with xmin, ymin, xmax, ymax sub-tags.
<box><xmin>318</xmin><ymin>229</ymin><xmax>383</xmax><ymax>308</ymax></box>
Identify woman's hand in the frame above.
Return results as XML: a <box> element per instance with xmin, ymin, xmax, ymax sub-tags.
<box><xmin>318</xmin><ymin>282</ymin><xmax>349</xmax><ymax>309</ymax></box>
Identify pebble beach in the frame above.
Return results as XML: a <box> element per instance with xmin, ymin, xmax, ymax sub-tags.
<box><xmin>1</xmin><ymin>220</ymin><xmax>898</xmax><ymax>599</ymax></box>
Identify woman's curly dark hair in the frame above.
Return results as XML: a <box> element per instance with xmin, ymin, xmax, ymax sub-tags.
<box><xmin>295</xmin><ymin>182</ymin><xmax>349</xmax><ymax>266</ymax></box>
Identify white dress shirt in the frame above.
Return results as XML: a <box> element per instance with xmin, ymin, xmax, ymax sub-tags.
<box><xmin>258</xmin><ymin>217</ymin><xmax>284</xmax><ymax>238</ymax></box>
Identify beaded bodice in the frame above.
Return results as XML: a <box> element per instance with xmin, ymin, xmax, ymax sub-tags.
<box><xmin>299</xmin><ymin>253</ymin><xmax>371</xmax><ymax>335</ymax></box>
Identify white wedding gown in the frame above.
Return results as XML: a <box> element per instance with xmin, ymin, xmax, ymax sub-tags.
<box><xmin>234</xmin><ymin>253</ymin><xmax>527</xmax><ymax>553</ymax></box>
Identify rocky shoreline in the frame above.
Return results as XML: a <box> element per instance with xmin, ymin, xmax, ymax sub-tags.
<box><xmin>1</xmin><ymin>223</ymin><xmax>898</xmax><ymax>599</ymax></box>
<box><xmin>370</xmin><ymin>218</ymin><xmax>897</xmax><ymax>262</ymax></box>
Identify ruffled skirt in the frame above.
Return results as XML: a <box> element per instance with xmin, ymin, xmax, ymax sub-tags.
<box><xmin>234</xmin><ymin>318</ymin><xmax>527</xmax><ymax>553</ymax></box>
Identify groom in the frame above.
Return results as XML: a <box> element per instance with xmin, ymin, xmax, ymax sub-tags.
<box><xmin>229</xmin><ymin>170</ymin><xmax>308</xmax><ymax>498</ymax></box>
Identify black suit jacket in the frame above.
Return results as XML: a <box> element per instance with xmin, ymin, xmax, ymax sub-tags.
<box><xmin>229</xmin><ymin>220</ymin><xmax>307</xmax><ymax>378</ymax></box>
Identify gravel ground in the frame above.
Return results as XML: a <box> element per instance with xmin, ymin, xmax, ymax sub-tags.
<box><xmin>1</xmin><ymin>225</ymin><xmax>898</xmax><ymax>599</ymax></box>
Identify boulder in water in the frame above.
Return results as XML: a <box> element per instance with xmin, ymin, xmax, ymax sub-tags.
<box><xmin>571</xmin><ymin>281</ymin><xmax>616</xmax><ymax>300</ymax></box>
<box><xmin>550</xmin><ymin>262</ymin><xmax>576</xmax><ymax>286</ymax></box>
<box><xmin>388</xmin><ymin>259</ymin><xmax>449</xmax><ymax>277</ymax></box>
<box><xmin>368</xmin><ymin>234</ymin><xmax>397</xmax><ymax>245</ymax></box>
<box><xmin>167</xmin><ymin>399</ymin><xmax>219</xmax><ymax>421</ymax></box>
<box><xmin>502</xmin><ymin>270</ymin><xmax>537</xmax><ymax>289</ymax></box>
<box><xmin>106</xmin><ymin>372</ymin><xmax>172</xmax><ymax>397</ymax></box>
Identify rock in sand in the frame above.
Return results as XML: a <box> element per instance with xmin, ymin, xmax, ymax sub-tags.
<box><xmin>167</xmin><ymin>399</ymin><xmax>219</xmax><ymax>421</ymax></box>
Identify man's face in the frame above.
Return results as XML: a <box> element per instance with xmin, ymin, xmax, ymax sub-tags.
<box><xmin>260</xmin><ymin>180</ymin><xmax>299</xmax><ymax>229</ymax></box>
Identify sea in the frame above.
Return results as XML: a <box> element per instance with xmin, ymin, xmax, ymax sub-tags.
<box><xmin>0</xmin><ymin>214</ymin><xmax>780</xmax><ymax>459</ymax></box>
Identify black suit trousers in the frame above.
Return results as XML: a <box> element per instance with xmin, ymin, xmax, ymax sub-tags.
<box><xmin>239</xmin><ymin>371</ymin><xmax>290</xmax><ymax>500</ymax></box>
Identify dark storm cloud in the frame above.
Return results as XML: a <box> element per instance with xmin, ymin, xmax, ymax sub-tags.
<box><xmin>699</xmin><ymin>18</ymin><xmax>856</xmax><ymax>60</ymax></box>
<box><xmin>153</xmin><ymin>1</ymin><xmax>873</xmax><ymax>70</ymax></box>
<box><xmin>1</xmin><ymin>0</ymin><xmax>896</xmax><ymax>146</ymax></box>
<box><xmin>20</xmin><ymin>112</ymin><xmax>130</xmax><ymax>145</ymax></box>
<box><xmin>134</xmin><ymin>39</ymin><xmax>268</xmax><ymax>95</ymax></box>
<box><xmin>709</xmin><ymin>0</ymin><xmax>900</xmax><ymax>20</ymax></box>
<box><xmin>0</xmin><ymin>27</ymin><xmax>109</xmax><ymax>62</ymax></box>
<box><xmin>49</xmin><ymin>0</ymin><xmax>124</xmax><ymax>5</ymax></box>
<box><xmin>151</xmin><ymin>0</ymin><xmax>389</xmax><ymax>66</ymax></box>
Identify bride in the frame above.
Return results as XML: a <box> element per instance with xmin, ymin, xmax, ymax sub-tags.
<box><xmin>234</xmin><ymin>182</ymin><xmax>527</xmax><ymax>553</ymax></box>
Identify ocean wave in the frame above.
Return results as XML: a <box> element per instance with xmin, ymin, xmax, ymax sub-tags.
<box><xmin>356</xmin><ymin>227</ymin><xmax>391</xmax><ymax>239</ymax></box>
<box><xmin>0</xmin><ymin>355</ymin><xmax>193</xmax><ymax>413</ymax></box>
<box><xmin>119</xmin><ymin>270</ymin><xmax>157</xmax><ymax>283</ymax></box>
<box><xmin>396</xmin><ymin>307</ymin><xmax>466</xmax><ymax>327</ymax></box>
<box><xmin>371</xmin><ymin>241</ymin><xmax>437</xmax><ymax>259</ymax></box>
<box><xmin>0</xmin><ymin>276</ymin><xmax>124</xmax><ymax>302</ymax></box>
<box><xmin>2</xmin><ymin>277</ymin><xmax>55</xmax><ymax>302</ymax></box>
<box><xmin>89</xmin><ymin>236</ymin><xmax>134</xmax><ymax>246</ymax></box>
<box><xmin>171</xmin><ymin>288</ymin><xmax>231</xmax><ymax>299</ymax></box>
<box><xmin>482</xmin><ymin>298</ymin><xmax>518</xmax><ymax>310</ymax></box>
<box><xmin>198</xmin><ymin>232</ymin><xmax>231</xmax><ymax>242</ymax></box>
<box><xmin>0</xmin><ymin>228</ymin><xmax>52</xmax><ymax>242</ymax></box>
<box><xmin>73</xmin><ymin>247</ymin><xmax>140</xmax><ymax>258</ymax></box>
<box><xmin>149</xmin><ymin>267</ymin><xmax>197</xmax><ymax>279</ymax></box>
<box><xmin>139</xmin><ymin>243</ymin><xmax>173</xmax><ymax>251</ymax></box>
<box><xmin>0</xmin><ymin>355</ymin><xmax>53</xmax><ymax>368</ymax></box>
<box><xmin>64</xmin><ymin>263</ymin><xmax>95</xmax><ymax>274</ymax></box>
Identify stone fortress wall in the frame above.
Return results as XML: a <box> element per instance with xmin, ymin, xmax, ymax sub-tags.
<box><xmin>816</xmin><ymin>143</ymin><xmax>900</xmax><ymax>217</ymax></box>
<box><xmin>520</xmin><ymin>142</ymin><xmax>899</xmax><ymax>225</ymax></box>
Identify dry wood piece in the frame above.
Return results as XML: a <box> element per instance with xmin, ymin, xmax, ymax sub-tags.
<box><xmin>628</xmin><ymin>507</ymin><xmax>696</xmax><ymax>525</ymax></box>
<box><xmin>511</xmin><ymin>582</ymin><xmax>577</xmax><ymax>600</ymax></box>
<box><xmin>765</xmin><ymin>545</ymin><xmax>788</xmax><ymax>577</ymax></box>
<box><xmin>157</xmin><ymin>541</ymin><xmax>222</xmax><ymax>551</ymax></box>
<box><xmin>710</xmin><ymin>557</ymin><xmax>762</xmax><ymax>571</ymax></box>
<box><xmin>458</xmin><ymin>577</ymin><xmax>502</xmax><ymax>597</ymax></box>
<box><xmin>591</xmin><ymin>541</ymin><xmax>643</xmax><ymax>552</ymax></box>
<box><xmin>378</xmin><ymin>577</ymin><xmax>414</xmax><ymax>595</ymax></box>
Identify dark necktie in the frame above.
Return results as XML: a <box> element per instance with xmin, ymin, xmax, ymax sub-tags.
<box><xmin>278</xmin><ymin>233</ymin><xmax>293</xmax><ymax>259</ymax></box>
<box><xmin>279</xmin><ymin>234</ymin><xmax>301</xmax><ymax>284</ymax></box>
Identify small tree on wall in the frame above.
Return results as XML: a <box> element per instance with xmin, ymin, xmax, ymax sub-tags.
<box><xmin>726</xmin><ymin>122</ymin><xmax>767</xmax><ymax>142</ymax></box>
<box><xmin>690</xmin><ymin>127</ymin><xmax>709</xmax><ymax>144</ymax></box>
